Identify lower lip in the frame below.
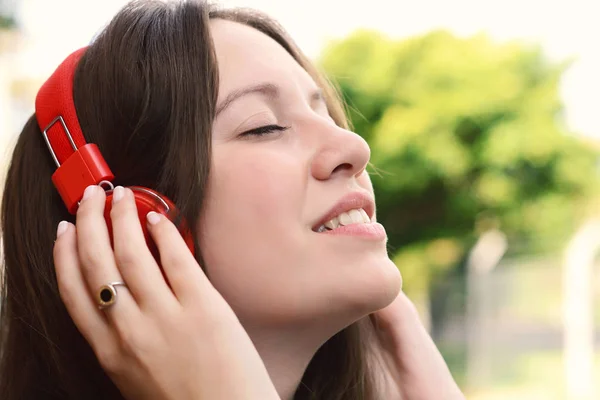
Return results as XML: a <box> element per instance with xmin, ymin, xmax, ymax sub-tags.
<box><xmin>318</xmin><ymin>222</ymin><xmax>387</xmax><ymax>240</ymax></box>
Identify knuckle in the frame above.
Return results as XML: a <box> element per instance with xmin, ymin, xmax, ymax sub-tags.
<box><xmin>108</xmin><ymin>204</ymin><xmax>121</xmax><ymax>220</ymax></box>
<box><xmin>191</xmin><ymin>295</ymin><xmax>227</xmax><ymax>324</ymax></box>
<box><xmin>152</xmin><ymin>223</ymin><xmax>188</xmax><ymax>260</ymax></box>
<box><xmin>109</xmin><ymin>199</ymin><xmax>135</xmax><ymax>220</ymax></box>
<box><xmin>158</xmin><ymin>244</ymin><xmax>184</xmax><ymax>268</ymax></box>
<box><xmin>117</xmin><ymin>332</ymin><xmax>137</xmax><ymax>356</ymax></box>
<box><xmin>79</xmin><ymin>246</ymin><xmax>106</xmax><ymax>270</ymax></box>
<box><xmin>152</xmin><ymin>216</ymin><xmax>170</xmax><ymax>235</ymax></box>
<box><xmin>56</xmin><ymin>277</ymin><xmax>77</xmax><ymax>308</ymax></box>
<box><xmin>115</xmin><ymin>325</ymin><xmax>153</xmax><ymax>360</ymax></box>
<box><xmin>113</xmin><ymin>322</ymin><xmax>136</xmax><ymax>352</ymax></box>
<box><xmin>95</xmin><ymin>346</ymin><xmax>122</xmax><ymax>374</ymax></box>
<box><xmin>76</xmin><ymin>201</ymin><xmax>93</xmax><ymax>221</ymax></box>
<box><xmin>114</xmin><ymin>244</ymin><xmax>141</xmax><ymax>270</ymax></box>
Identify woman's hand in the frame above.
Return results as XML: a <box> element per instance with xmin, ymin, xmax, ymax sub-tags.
<box><xmin>53</xmin><ymin>185</ymin><xmax>279</xmax><ymax>400</ymax></box>
<box><xmin>371</xmin><ymin>291</ymin><xmax>465</xmax><ymax>400</ymax></box>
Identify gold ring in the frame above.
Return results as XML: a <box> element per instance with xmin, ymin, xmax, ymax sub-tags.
<box><xmin>97</xmin><ymin>281</ymin><xmax>127</xmax><ymax>309</ymax></box>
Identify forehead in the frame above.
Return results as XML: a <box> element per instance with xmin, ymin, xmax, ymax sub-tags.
<box><xmin>209</xmin><ymin>18</ymin><xmax>313</xmax><ymax>96</ymax></box>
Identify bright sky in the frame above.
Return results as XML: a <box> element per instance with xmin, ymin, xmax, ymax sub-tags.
<box><xmin>11</xmin><ymin>0</ymin><xmax>600</xmax><ymax>138</ymax></box>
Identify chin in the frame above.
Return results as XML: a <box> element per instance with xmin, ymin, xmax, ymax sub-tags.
<box><xmin>333</xmin><ymin>255</ymin><xmax>402</xmax><ymax>323</ymax></box>
<box><xmin>363</xmin><ymin>256</ymin><xmax>402</xmax><ymax>311</ymax></box>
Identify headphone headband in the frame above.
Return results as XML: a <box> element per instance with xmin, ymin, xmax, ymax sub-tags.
<box><xmin>35</xmin><ymin>47</ymin><xmax>114</xmax><ymax>214</ymax></box>
<box><xmin>36</xmin><ymin>47</ymin><xmax>88</xmax><ymax>165</ymax></box>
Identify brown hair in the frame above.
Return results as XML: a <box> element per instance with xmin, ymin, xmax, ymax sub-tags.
<box><xmin>0</xmin><ymin>1</ymin><xmax>386</xmax><ymax>399</ymax></box>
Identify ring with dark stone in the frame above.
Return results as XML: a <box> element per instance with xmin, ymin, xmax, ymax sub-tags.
<box><xmin>97</xmin><ymin>282</ymin><xmax>127</xmax><ymax>309</ymax></box>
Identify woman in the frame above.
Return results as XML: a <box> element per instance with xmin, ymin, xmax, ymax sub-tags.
<box><xmin>0</xmin><ymin>0</ymin><xmax>464</xmax><ymax>399</ymax></box>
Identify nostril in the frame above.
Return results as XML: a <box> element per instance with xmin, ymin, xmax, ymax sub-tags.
<box><xmin>332</xmin><ymin>163</ymin><xmax>352</xmax><ymax>174</ymax></box>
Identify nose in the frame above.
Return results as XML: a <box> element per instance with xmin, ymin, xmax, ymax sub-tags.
<box><xmin>310</xmin><ymin>123</ymin><xmax>371</xmax><ymax>181</ymax></box>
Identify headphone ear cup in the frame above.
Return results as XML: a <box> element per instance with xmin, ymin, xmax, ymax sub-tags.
<box><xmin>103</xmin><ymin>186</ymin><xmax>195</xmax><ymax>265</ymax></box>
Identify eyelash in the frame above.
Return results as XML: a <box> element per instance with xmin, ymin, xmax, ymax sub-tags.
<box><xmin>240</xmin><ymin>124</ymin><xmax>290</xmax><ymax>137</ymax></box>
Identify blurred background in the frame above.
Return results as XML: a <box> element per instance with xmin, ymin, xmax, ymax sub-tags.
<box><xmin>1</xmin><ymin>0</ymin><xmax>599</xmax><ymax>398</ymax></box>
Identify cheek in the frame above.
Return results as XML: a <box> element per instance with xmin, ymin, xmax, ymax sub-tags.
<box><xmin>195</xmin><ymin>148</ymin><xmax>307</xmax><ymax>307</ymax></box>
<box><xmin>208</xmin><ymin>149</ymin><xmax>303</xmax><ymax>224</ymax></box>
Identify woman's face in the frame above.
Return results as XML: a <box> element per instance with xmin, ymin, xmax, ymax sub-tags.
<box><xmin>198</xmin><ymin>19</ymin><xmax>401</xmax><ymax>332</ymax></box>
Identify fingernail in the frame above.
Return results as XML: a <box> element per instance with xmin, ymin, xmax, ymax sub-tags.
<box><xmin>56</xmin><ymin>221</ymin><xmax>68</xmax><ymax>238</ymax></box>
<box><xmin>147</xmin><ymin>211</ymin><xmax>161</xmax><ymax>225</ymax></box>
<box><xmin>82</xmin><ymin>185</ymin><xmax>96</xmax><ymax>201</ymax></box>
<box><xmin>112</xmin><ymin>186</ymin><xmax>125</xmax><ymax>204</ymax></box>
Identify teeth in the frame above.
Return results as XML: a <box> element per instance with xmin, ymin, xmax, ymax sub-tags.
<box><xmin>339</xmin><ymin>211</ymin><xmax>353</xmax><ymax>226</ymax></box>
<box><xmin>317</xmin><ymin>208</ymin><xmax>370</xmax><ymax>232</ymax></box>
<box><xmin>348</xmin><ymin>209</ymin><xmax>363</xmax><ymax>224</ymax></box>
<box><xmin>324</xmin><ymin>217</ymin><xmax>339</xmax><ymax>230</ymax></box>
<box><xmin>359</xmin><ymin>209</ymin><xmax>370</xmax><ymax>223</ymax></box>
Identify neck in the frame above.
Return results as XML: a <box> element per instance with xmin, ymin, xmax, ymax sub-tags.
<box><xmin>247</xmin><ymin>324</ymin><xmax>330</xmax><ymax>400</ymax></box>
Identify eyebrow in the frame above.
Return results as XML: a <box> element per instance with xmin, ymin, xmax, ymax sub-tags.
<box><xmin>215</xmin><ymin>82</ymin><xmax>324</xmax><ymax>117</ymax></box>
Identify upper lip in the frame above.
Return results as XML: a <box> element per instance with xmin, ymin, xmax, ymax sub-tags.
<box><xmin>311</xmin><ymin>192</ymin><xmax>375</xmax><ymax>231</ymax></box>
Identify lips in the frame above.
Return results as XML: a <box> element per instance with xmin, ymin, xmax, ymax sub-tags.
<box><xmin>311</xmin><ymin>192</ymin><xmax>375</xmax><ymax>232</ymax></box>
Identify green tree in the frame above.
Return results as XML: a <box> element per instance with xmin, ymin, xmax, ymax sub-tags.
<box><xmin>0</xmin><ymin>15</ymin><xmax>13</xmax><ymax>29</ymax></box>
<box><xmin>320</xmin><ymin>30</ymin><xmax>599</xmax><ymax>305</ymax></box>
<box><xmin>0</xmin><ymin>0</ymin><xmax>15</xmax><ymax>30</ymax></box>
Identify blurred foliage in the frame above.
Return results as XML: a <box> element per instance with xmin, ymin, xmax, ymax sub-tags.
<box><xmin>0</xmin><ymin>0</ymin><xmax>15</xmax><ymax>30</ymax></box>
<box><xmin>0</xmin><ymin>13</ymin><xmax>15</xmax><ymax>30</ymax></box>
<box><xmin>320</xmin><ymin>30</ymin><xmax>599</xmax><ymax>300</ymax></box>
<box><xmin>0</xmin><ymin>16</ymin><xmax>14</xmax><ymax>30</ymax></box>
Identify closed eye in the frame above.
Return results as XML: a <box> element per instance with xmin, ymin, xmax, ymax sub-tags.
<box><xmin>240</xmin><ymin>124</ymin><xmax>290</xmax><ymax>137</ymax></box>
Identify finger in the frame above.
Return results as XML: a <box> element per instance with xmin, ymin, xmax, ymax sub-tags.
<box><xmin>146</xmin><ymin>211</ymin><xmax>211</xmax><ymax>304</ymax></box>
<box><xmin>110</xmin><ymin>187</ymin><xmax>178</xmax><ymax>310</ymax></box>
<box><xmin>75</xmin><ymin>185</ymin><xmax>139</xmax><ymax>316</ymax></box>
<box><xmin>54</xmin><ymin>221</ymin><xmax>114</xmax><ymax>351</ymax></box>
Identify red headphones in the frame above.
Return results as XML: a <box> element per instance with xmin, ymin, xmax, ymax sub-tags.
<box><xmin>35</xmin><ymin>47</ymin><xmax>195</xmax><ymax>260</ymax></box>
